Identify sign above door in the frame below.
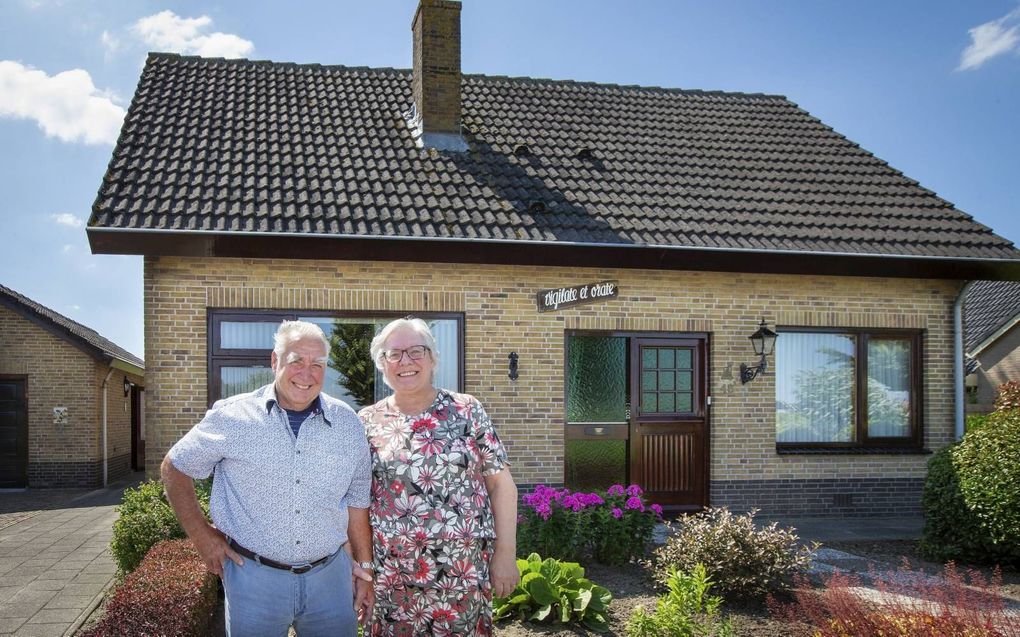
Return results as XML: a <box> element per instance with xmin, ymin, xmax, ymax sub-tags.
<box><xmin>536</xmin><ymin>280</ymin><xmax>619</xmax><ymax>312</ymax></box>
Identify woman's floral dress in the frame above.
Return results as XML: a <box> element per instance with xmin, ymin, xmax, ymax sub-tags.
<box><xmin>359</xmin><ymin>389</ymin><xmax>509</xmax><ymax>637</ymax></box>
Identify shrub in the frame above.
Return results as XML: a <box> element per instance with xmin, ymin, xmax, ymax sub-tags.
<box><xmin>920</xmin><ymin>407</ymin><xmax>1020</xmax><ymax>567</ymax></box>
<box><xmin>110</xmin><ymin>479</ymin><xmax>211</xmax><ymax>573</ymax></box>
<box><xmin>517</xmin><ymin>484</ymin><xmax>661</xmax><ymax>565</ymax></box>
<box><xmin>81</xmin><ymin>539</ymin><xmax>218</xmax><ymax>637</ymax></box>
<box><xmin>993</xmin><ymin>380</ymin><xmax>1020</xmax><ymax>412</ymax></box>
<box><xmin>627</xmin><ymin>564</ymin><xmax>733</xmax><ymax>637</ymax></box>
<box><xmin>768</xmin><ymin>560</ymin><xmax>1020</xmax><ymax>637</ymax></box>
<box><xmin>493</xmin><ymin>553</ymin><xmax>612</xmax><ymax>633</ymax></box>
<box><xmin>651</xmin><ymin>507</ymin><xmax>815</xmax><ymax>601</ymax></box>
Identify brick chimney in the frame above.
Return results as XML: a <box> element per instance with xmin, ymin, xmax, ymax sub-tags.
<box><xmin>408</xmin><ymin>0</ymin><xmax>467</xmax><ymax>151</ymax></box>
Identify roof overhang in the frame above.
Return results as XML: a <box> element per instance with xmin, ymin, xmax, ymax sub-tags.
<box><xmin>969</xmin><ymin>313</ymin><xmax>1020</xmax><ymax>357</ymax></box>
<box><xmin>87</xmin><ymin>227</ymin><xmax>1020</xmax><ymax>281</ymax></box>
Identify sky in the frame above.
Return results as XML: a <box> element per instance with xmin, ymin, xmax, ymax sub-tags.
<box><xmin>1</xmin><ymin>1</ymin><xmax>1019</xmax><ymax>360</ymax></box>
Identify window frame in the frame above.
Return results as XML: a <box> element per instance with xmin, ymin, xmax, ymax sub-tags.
<box><xmin>775</xmin><ymin>326</ymin><xmax>924</xmax><ymax>451</ymax></box>
<box><xmin>206</xmin><ymin>309</ymin><xmax>465</xmax><ymax>407</ymax></box>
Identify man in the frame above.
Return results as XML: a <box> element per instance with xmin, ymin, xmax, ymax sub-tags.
<box><xmin>162</xmin><ymin>320</ymin><xmax>373</xmax><ymax>636</ymax></box>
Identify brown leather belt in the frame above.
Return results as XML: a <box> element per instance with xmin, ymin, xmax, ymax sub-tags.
<box><xmin>227</xmin><ymin>538</ymin><xmax>330</xmax><ymax>575</ymax></box>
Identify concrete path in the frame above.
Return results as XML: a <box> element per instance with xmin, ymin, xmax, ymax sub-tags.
<box><xmin>0</xmin><ymin>474</ymin><xmax>143</xmax><ymax>636</ymax></box>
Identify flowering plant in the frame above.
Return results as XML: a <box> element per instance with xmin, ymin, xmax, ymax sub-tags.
<box><xmin>518</xmin><ymin>484</ymin><xmax>662</xmax><ymax>565</ymax></box>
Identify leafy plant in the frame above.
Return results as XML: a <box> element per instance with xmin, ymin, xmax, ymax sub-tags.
<box><xmin>81</xmin><ymin>539</ymin><xmax>218</xmax><ymax>637</ymax></box>
<box><xmin>920</xmin><ymin>404</ymin><xmax>1020</xmax><ymax>567</ymax></box>
<box><xmin>768</xmin><ymin>560</ymin><xmax>1020</xmax><ymax>637</ymax></box>
<box><xmin>110</xmin><ymin>479</ymin><xmax>211</xmax><ymax>574</ymax></box>
<box><xmin>627</xmin><ymin>564</ymin><xmax>733</xmax><ymax>637</ymax></box>
<box><xmin>651</xmin><ymin>507</ymin><xmax>815</xmax><ymax>601</ymax></box>
<box><xmin>328</xmin><ymin>321</ymin><xmax>376</xmax><ymax>407</ymax></box>
<box><xmin>493</xmin><ymin>553</ymin><xmax>612</xmax><ymax>633</ymax></box>
<box><xmin>517</xmin><ymin>484</ymin><xmax>662</xmax><ymax>565</ymax></box>
<box><xmin>994</xmin><ymin>380</ymin><xmax>1020</xmax><ymax>413</ymax></box>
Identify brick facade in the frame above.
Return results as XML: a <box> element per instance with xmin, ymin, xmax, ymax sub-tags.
<box><xmin>0</xmin><ymin>305</ymin><xmax>141</xmax><ymax>488</ymax></box>
<box><xmin>144</xmin><ymin>255</ymin><xmax>960</xmax><ymax>515</ymax></box>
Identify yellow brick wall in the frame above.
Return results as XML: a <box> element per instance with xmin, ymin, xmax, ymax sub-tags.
<box><xmin>144</xmin><ymin>256</ymin><xmax>960</xmax><ymax>495</ymax></box>
<box><xmin>0</xmin><ymin>305</ymin><xmax>141</xmax><ymax>486</ymax></box>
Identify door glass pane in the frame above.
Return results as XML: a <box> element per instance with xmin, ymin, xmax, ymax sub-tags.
<box><xmin>220</xmin><ymin>322</ymin><xmax>280</xmax><ymax>349</ymax></box>
<box><xmin>776</xmin><ymin>332</ymin><xmax>856</xmax><ymax>443</ymax></box>
<box><xmin>642</xmin><ymin>371</ymin><xmax>658</xmax><ymax>391</ymax></box>
<box><xmin>678</xmin><ymin>371</ymin><xmax>692</xmax><ymax>391</ymax></box>
<box><xmin>565</xmin><ymin>439</ymin><xmax>627</xmax><ymax>491</ymax></box>
<box><xmin>220</xmin><ymin>366</ymin><xmax>274</xmax><ymax>399</ymax></box>
<box><xmin>658</xmin><ymin>348</ymin><xmax>675</xmax><ymax>368</ymax></box>
<box><xmin>639</xmin><ymin>345</ymin><xmax>694</xmax><ymax>414</ymax></box>
<box><xmin>660</xmin><ymin>392</ymin><xmax>676</xmax><ymax>412</ymax></box>
<box><xmin>677</xmin><ymin>349</ymin><xmax>692</xmax><ymax>368</ymax></box>
<box><xmin>867</xmin><ymin>339</ymin><xmax>911</xmax><ymax>437</ymax></box>
<box><xmin>641</xmin><ymin>392</ymin><xmax>657</xmax><ymax>413</ymax></box>
<box><xmin>677</xmin><ymin>393</ymin><xmax>692</xmax><ymax>412</ymax></box>
<box><xmin>566</xmin><ymin>336</ymin><xmax>627</xmax><ymax>422</ymax></box>
<box><xmin>659</xmin><ymin>371</ymin><xmax>675</xmax><ymax>391</ymax></box>
<box><xmin>642</xmin><ymin>348</ymin><xmax>657</xmax><ymax>368</ymax></box>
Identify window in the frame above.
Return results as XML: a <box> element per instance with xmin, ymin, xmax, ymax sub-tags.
<box><xmin>775</xmin><ymin>328</ymin><xmax>922</xmax><ymax>449</ymax></box>
<box><xmin>208</xmin><ymin>311</ymin><xmax>462</xmax><ymax>410</ymax></box>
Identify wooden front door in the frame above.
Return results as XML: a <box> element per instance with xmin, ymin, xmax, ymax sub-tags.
<box><xmin>629</xmin><ymin>338</ymin><xmax>708</xmax><ymax>510</ymax></box>
<box><xmin>0</xmin><ymin>377</ymin><xmax>28</xmax><ymax>488</ymax></box>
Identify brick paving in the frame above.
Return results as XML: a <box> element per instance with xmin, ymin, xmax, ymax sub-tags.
<box><xmin>0</xmin><ymin>475</ymin><xmax>142</xmax><ymax>636</ymax></box>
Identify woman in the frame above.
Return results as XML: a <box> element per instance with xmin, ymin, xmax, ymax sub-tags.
<box><xmin>358</xmin><ymin>317</ymin><xmax>519</xmax><ymax>636</ymax></box>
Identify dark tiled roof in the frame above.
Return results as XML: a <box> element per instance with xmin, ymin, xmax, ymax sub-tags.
<box><xmin>964</xmin><ymin>280</ymin><xmax>1020</xmax><ymax>352</ymax></box>
<box><xmin>0</xmin><ymin>284</ymin><xmax>144</xmax><ymax>369</ymax></box>
<box><xmin>89</xmin><ymin>53</ymin><xmax>1019</xmax><ymax>262</ymax></box>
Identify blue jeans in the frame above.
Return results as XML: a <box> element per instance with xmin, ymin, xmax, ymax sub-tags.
<box><xmin>222</xmin><ymin>549</ymin><xmax>356</xmax><ymax>637</ymax></box>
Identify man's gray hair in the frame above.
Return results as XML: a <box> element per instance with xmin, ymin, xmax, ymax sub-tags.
<box><xmin>273</xmin><ymin>320</ymin><xmax>330</xmax><ymax>359</ymax></box>
<box><xmin>370</xmin><ymin>317</ymin><xmax>439</xmax><ymax>372</ymax></box>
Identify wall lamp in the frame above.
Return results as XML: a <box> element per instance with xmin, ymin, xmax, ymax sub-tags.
<box><xmin>508</xmin><ymin>352</ymin><xmax>519</xmax><ymax>381</ymax></box>
<box><xmin>123</xmin><ymin>378</ymin><xmax>132</xmax><ymax>397</ymax></box>
<box><xmin>740</xmin><ymin>318</ymin><xmax>778</xmax><ymax>384</ymax></box>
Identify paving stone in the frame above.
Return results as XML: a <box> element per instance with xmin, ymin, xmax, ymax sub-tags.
<box><xmin>24</xmin><ymin>608</ymin><xmax>82</xmax><ymax>624</ymax></box>
<box><xmin>0</xmin><ymin>590</ymin><xmax>56</xmax><ymax>618</ymax></box>
<box><xmin>41</xmin><ymin>595</ymin><xmax>91</xmax><ymax>610</ymax></box>
<box><xmin>12</xmin><ymin>622</ymin><xmax>66</xmax><ymax>637</ymax></box>
<box><xmin>0</xmin><ymin>616</ymin><xmax>27</xmax><ymax>633</ymax></box>
<box><xmin>33</xmin><ymin>570</ymin><xmax>79</xmax><ymax>582</ymax></box>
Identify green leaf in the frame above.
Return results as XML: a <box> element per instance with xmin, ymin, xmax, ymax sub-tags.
<box><xmin>540</xmin><ymin>558</ymin><xmax>562</xmax><ymax>582</ymax></box>
<box><xmin>529</xmin><ymin>603</ymin><xmax>553</xmax><ymax>621</ymax></box>
<box><xmin>559</xmin><ymin>594</ymin><xmax>572</xmax><ymax>623</ymax></box>
<box><xmin>572</xmin><ymin>587</ymin><xmax>592</xmax><ymax>612</ymax></box>
<box><xmin>525</xmin><ymin>575</ymin><xmax>559</xmax><ymax>606</ymax></box>
<box><xmin>582</xmin><ymin>610</ymin><xmax>610</xmax><ymax>633</ymax></box>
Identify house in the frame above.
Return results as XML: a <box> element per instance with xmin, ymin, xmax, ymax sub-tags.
<box><xmin>963</xmin><ymin>280</ymin><xmax>1020</xmax><ymax>407</ymax></box>
<box><xmin>0</xmin><ymin>284</ymin><xmax>144</xmax><ymax>488</ymax></box>
<box><xmin>87</xmin><ymin>0</ymin><xmax>1020</xmax><ymax>515</ymax></box>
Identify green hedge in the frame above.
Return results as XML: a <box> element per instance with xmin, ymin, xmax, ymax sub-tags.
<box><xmin>110</xmin><ymin>479</ymin><xmax>211</xmax><ymax>574</ymax></box>
<box><xmin>920</xmin><ymin>408</ymin><xmax>1020</xmax><ymax>567</ymax></box>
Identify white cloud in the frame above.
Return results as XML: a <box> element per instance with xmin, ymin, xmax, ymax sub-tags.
<box><xmin>131</xmin><ymin>10</ymin><xmax>254</xmax><ymax>59</ymax></box>
<box><xmin>101</xmin><ymin>30</ymin><xmax>121</xmax><ymax>58</ymax></box>
<box><xmin>52</xmin><ymin>213</ymin><xmax>83</xmax><ymax>228</ymax></box>
<box><xmin>958</xmin><ymin>7</ymin><xmax>1020</xmax><ymax>71</ymax></box>
<box><xmin>63</xmin><ymin>244</ymin><xmax>74</xmax><ymax>253</ymax></box>
<box><xmin>0</xmin><ymin>61</ymin><xmax>125</xmax><ymax>144</ymax></box>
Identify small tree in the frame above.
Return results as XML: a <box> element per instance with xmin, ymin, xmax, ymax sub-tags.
<box><xmin>328</xmin><ymin>321</ymin><xmax>375</xmax><ymax>407</ymax></box>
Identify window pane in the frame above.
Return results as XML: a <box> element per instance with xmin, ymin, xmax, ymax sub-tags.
<box><xmin>220</xmin><ymin>366</ymin><xmax>274</xmax><ymax>399</ymax></box>
<box><xmin>642</xmin><ymin>348</ymin><xmax>657</xmax><ymax>369</ymax></box>
<box><xmin>867</xmin><ymin>339</ymin><xmax>911</xmax><ymax>437</ymax></box>
<box><xmin>658</xmin><ymin>348</ymin><xmax>675</xmax><ymax>369</ymax></box>
<box><xmin>565</xmin><ymin>439</ymin><xmax>627</xmax><ymax>491</ymax></box>
<box><xmin>677</xmin><ymin>393</ymin><xmax>692</xmax><ymax>412</ymax></box>
<box><xmin>677</xmin><ymin>349</ymin><xmax>692</xmax><ymax>368</ymax></box>
<box><xmin>302</xmin><ymin>316</ymin><xmax>462</xmax><ymax>412</ymax></box>
<box><xmin>660</xmin><ymin>392</ymin><xmax>675</xmax><ymax>412</ymax></box>
<box><xmin>776</xmin><ymin>332</ymin><xmax>856</xmax><ymax>443</ymax></box>
<box><xmin>659</xmin><ymin>371</ymin><xmax>675</xmax><ymax>391</ymax></box>
<box><xmin>566</xmin><ymin>336</ymin><xmax>627</xmax><ymax>422</ymax></box>
<box><xmin>642</xmin><ymin>371</ymin><xmax>658</xmax><ymax>391</ymax></box>
<box><xmin>641</xmin><ymin>391</ymin><xmax>657</xmax><ymax>413</ymax></box>
<box><xmin>677</xmin><ymin>371</ymin><xmax>692</xmax><ymax>391</ymax></box>
<box><xmin>220</xmin><ymin>322</ymin><xmax>280</xmax><ymax>349</ymax></box>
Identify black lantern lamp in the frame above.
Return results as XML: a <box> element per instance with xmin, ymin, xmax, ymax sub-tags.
<box><xmin>123</xmin><ymin>377</ymin><xmax>132</xmax><ymax>397</ymax></box>
<box><xmin>508</xmin><ymin>352</ymin><xmax>519</xmax><ymax>381</ymax></box>
<box><xmin>740</xmin><ymin>319</ymin><xmax>778</xmax><ymax>384</ymax></box>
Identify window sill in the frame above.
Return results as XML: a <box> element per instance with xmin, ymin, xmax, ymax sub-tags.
<box><xmin>776</xmin><ymin>446</ymin><xmax>931</xmax><ymax>456</ymax></box>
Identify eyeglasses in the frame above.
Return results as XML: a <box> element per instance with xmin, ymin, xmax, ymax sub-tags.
<box><xmin>381</xmin><ymin>345</ymin><xmax>431</xmax><ymax>363</ymax></box>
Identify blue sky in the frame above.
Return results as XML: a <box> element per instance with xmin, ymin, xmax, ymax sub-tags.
<box><xmin>2</xmin><ymin>0</ymin><xmax>1018</xmax><ymax>360</ymax></box>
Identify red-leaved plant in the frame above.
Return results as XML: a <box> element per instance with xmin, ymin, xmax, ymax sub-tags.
<box><xmin>81</xmin><ymin>539</ymin><xmax>218</xmax><ymax>637</ymax></box>
<box><xmin>769</xmin><ymin>560</ymin><xmax>1019</xmax><ymax>637</ymax></box>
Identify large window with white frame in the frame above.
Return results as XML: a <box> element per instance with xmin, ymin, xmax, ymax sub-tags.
<box><xmin>775</xmin><ymin>328</ymin><xmax>922</xmax><ymax>450</ymax></box>
<box><xmin>208</xmin><ymin>310</ymin><xmax>463</xmax><ymax>410</ymax></box>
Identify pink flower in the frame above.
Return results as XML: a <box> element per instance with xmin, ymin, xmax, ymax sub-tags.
<box><xmin>536</xmin><ymin>501</ymin><xmax>552</xmax><ymax>520</ymax></box>
<box><xmin>611</xmin><ymin>507</ymin><xmax>623</xmax><ymax>519</ymax></box>
<box><xmin>607</xmin><ymin>484</ymin><xmax>625</xmax><ymax>496</ymax></box>
<box><xmin>626</xmin><ymin>484</ymin><xmax>643</xmax><ymax>497</ymax></box>
<box><xmin>625</xmin><ymin>496</ymin><xmax>644</xmax><ymax>511</ymax></box>
<box><xmin>650</xmin><ymin>503</ymin><xmax>664</xmax><ymax>518</ymax></box>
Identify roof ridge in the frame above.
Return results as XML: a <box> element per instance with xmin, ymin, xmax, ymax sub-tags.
<box><xmin>145</xmin><ymin>52</ymin><xmax>790</xmax><ymax>101</ymax></box>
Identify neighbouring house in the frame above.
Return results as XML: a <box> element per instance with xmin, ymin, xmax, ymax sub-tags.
<box><xmin>0</xmin><ymin>284</ymin><xmax>144</xmax><ymax>488</ymax></box>
<box><xmin>87</xmin><ymin>0</ymin><xmax>1020</xmax><ymax>515</ymax></box>
<box><xmin>963</xmin><ymin>280</ymin><xmax>1020</xmax><ymax>408</ymax></box>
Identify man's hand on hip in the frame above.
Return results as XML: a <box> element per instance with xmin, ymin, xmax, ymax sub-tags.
<box><xmin>193</xmin><ymin>524</ymin><xmax>244</xmax><ymax>577</ymax></box>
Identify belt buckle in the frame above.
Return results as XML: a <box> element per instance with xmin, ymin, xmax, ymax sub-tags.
<box><xmin>291</xmin><ymin>562</ymin><xmax>313</xmax><ymax>574</ymax></box>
